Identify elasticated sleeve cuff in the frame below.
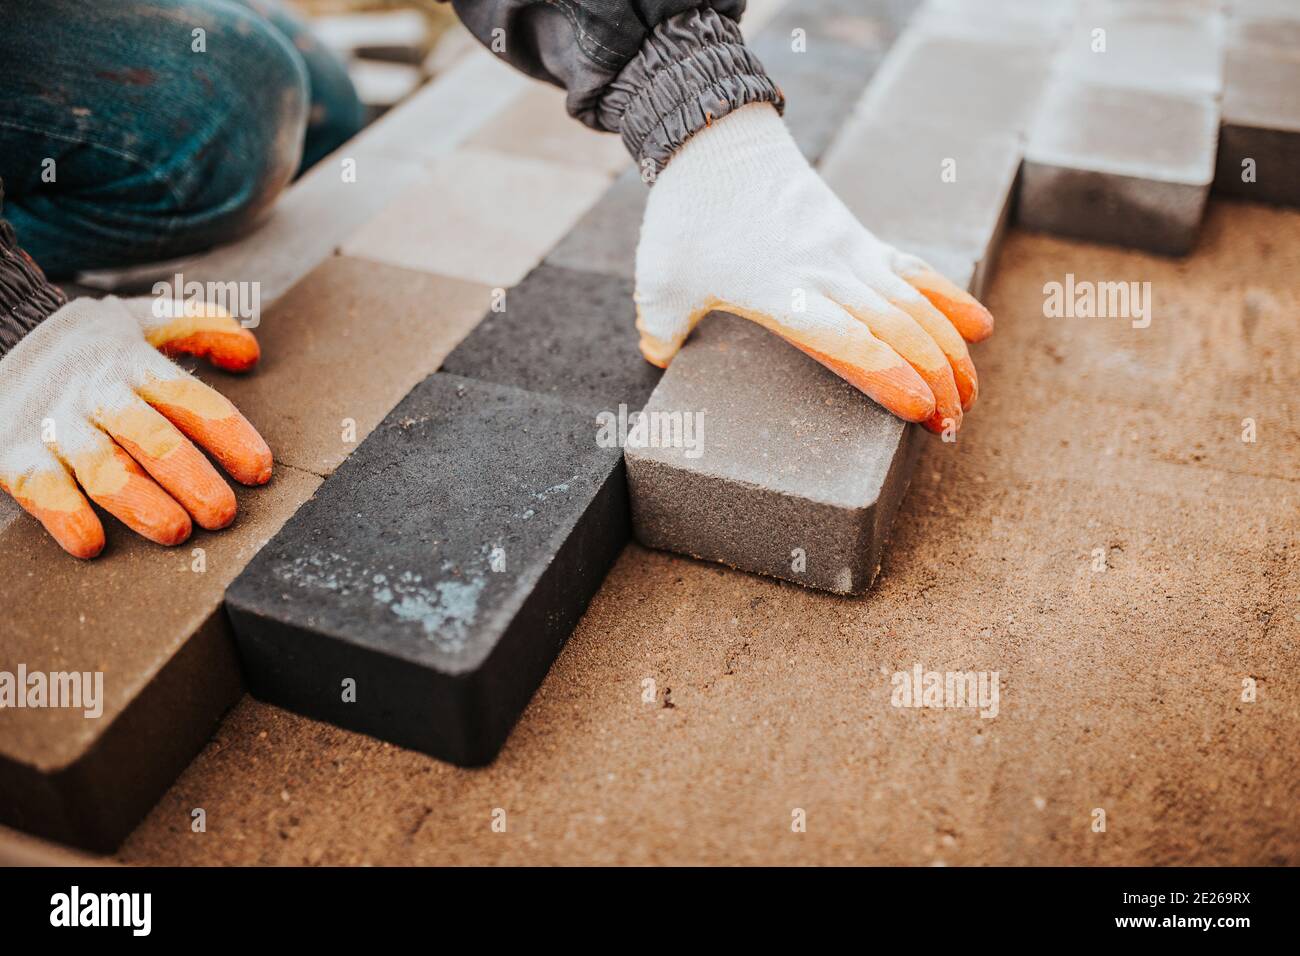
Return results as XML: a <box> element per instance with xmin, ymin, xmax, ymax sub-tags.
<box><xmin>600</xmin><ymin>7</ymin><xmax>784</xmax><ymax>179</ymax></box>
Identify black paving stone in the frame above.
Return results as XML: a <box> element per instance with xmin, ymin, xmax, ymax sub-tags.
<box><xmin>226</xmin><ymin>373</ymin><xmax>628</xmax><ymax>766</ymax></box>
<box><xmin>440</xmin><ymin>263</ymin><xmax>660</xmax><ymax>411</ymax></box>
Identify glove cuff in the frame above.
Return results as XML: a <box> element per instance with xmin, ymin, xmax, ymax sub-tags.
<box><xmin>0</xmin><ymin>181</ymin><xmax>67</xmax><ymax>358</ymax></box>
<box><xmin>602</xmin><ymin>7</ymin><xmax>784</xmax><ymax>180</ymax></box>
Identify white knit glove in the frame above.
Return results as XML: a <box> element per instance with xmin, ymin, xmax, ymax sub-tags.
<box><xmin>0</xmin><ymin>296</ymin><xmax>270</xmax><ymax>558</ymax></box>
<box><xmin>635</xmin><ymin>103</ymin><xmax>994</xmax><ymax>433</ymax></box>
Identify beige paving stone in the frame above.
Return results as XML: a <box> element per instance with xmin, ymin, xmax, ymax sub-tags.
<box><xmin>341</xmin><ymin>147</ymin><xmax>612</xmax><ymax>287</ymax></box>
<box><xmin>0</xmin><ymin>464</ymin><xmax>321</xmax><ymax>851</ymax></box>
<box><xmin>467</xmin><ymin>83</ymin><xmax>631</xmax><ymax>176</ymax></box>
<box><xmin>208</xmin><ymin>256</ymin><xmax>491</xmax><ymax>478</ymax></box>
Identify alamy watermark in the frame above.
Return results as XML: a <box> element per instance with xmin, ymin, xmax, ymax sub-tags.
<box><xmin>596</xmin><ymin>403</ymin><xmax>704</xmax><ymax>458</ymax></box>
<box><xmin>1043</xmin><ymin>273</ymin><xmax>1151</xmax><ymax>329</ymax></box>
<box><xmin>891</xmin><ymin>663</ymin><xmax>999</xmax><ymax>719</ymax></box>
<box><xmin>0</xmin><ymin>665</ymin><xmax>103</xmax><ymax>718</ymax></box>
<box><xmin>151</xmin><ymin>272</ymin><xmax>262</xmax><ymax>328</ymax></box>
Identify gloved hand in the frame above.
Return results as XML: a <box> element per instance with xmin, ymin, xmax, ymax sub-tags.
<box><xmin>0</xmin><ymin>296</ymin><xmax>271</xmax><ymax>559</ymax></box>
<box><xmin>634</xmin><ymin>103</ymin><xmax>994</xmax><ymax>434</ymax></box>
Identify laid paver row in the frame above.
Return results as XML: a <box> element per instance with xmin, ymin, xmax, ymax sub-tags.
<box><xmin>221</xmin><ymin>0</ymin><xmax>921</xmax><ymax>764</ymax></box>
<box><xmin>0</xmin><ymin>35</ymin><xmax>633</xmax><ymax>848</ymax></box>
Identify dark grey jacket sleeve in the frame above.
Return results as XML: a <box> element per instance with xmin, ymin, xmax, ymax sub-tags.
<box><xmin>448</xmin><ymin>1</ymin><xmax>783</xmax><ymax>175</ymax></box>
<box><xmin>0</xmin><ymin>180</ymin><xmax>66</xmax><ymax>358</ymax></box>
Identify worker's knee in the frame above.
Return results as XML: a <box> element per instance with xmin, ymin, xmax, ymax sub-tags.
<box><xmin>156</xmin><ymin>0</ymin><xmax>310</xmax><ymax>240</ymax></box>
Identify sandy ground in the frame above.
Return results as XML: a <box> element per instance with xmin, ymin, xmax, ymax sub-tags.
<box><xmin>114</xmin><ymin>201</ymin><xmax>1298</xmax><ymax>866</ymax></box>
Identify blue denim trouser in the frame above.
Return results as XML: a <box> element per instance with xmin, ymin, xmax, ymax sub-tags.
<box><xmin>0</xmin><ymin>0</ymin><xmax>365</xmax><ymax>277</ymax></box>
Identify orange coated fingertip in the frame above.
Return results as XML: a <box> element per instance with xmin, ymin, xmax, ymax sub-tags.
<box><xmin>2</xmin><ymin>472</ymin><xmax>106</xmax><ymax>559</ymax></box>
<box><xmin>915</xmin><ymin>284</ymin><xmax>994</xmax><ymax>342</ymax></box>
<box><xmin>797</xmin><ymin>343</ymin><xmax>936</xmax><ymax>423</ymax></box>
<box><xmin>951</xmin><ymin>355</ymin><xmax>979</xmax><ymax>412</ymax></box>
<box><xmin>141</xmin><ymin>379</ymin><xmax>273</xmax><ymax>486</ymax></box>
<box><xmin>158</xmin><ymin>328</ymin><xmax>260</xmax><ymax>372</ymax></box>
<box><xmin>114</xmin><ymin>432</ymin><xmax>238</xmax><ymax>530</ymax></box>
<box><xmin>75</xmin><ymin>445</ymin><xmax>192</xmax><ymax>547</ymax></box>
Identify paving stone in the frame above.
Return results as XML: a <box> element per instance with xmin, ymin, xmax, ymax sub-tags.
<box><xmin>912</xmin><ymin>0</ymin><xmax>1075</xmax><ymax>43</ymax></box>
<box><xmin>440</xmin><ymin>264</ymin><xmax>659</xmax><ymax>410</ymax></box>
<box><xmin>181</xmin><ymin>146</ymin><xmax>433</xmax><ymax>305</ymax></box>
<box><xmin>348</xmin><ymin>47</ymin><xmax>531</xmax><ymax>164</ymax></box>
<box><xmin>348</xmin><ymin>60</ymin><xmax>423</xmax><ymax>113</ymax></box>
<box><xmin>311</xmin><ymin>10</ymin><xmax>429</xmax><ymax>64</ymax></box>
<box><xmin>341</xmin><ymin>146</ymin><xmax>611</xmax><ymax>288</ymax></box>
<box><xmin>855</xmin><ymin>30</ymin><xmax>1055</xmax><ymax>138</ymax></box>
<box><xmin>467</xmin><ymin>83</ymin><xmax>631</xmax><ymax>176</ymax></box>
<box><xmin>0</xmin><ymin>465</ymin><xmax>320</xmax><ymax>851</ymax></box>
<box><xmin>625</xmin><ymin>313</ymin><xmax>924</xmax><ymax>595</ymax></box>
<box><xmin>820</xmin><ymin>115</ymin><xmax>1022</xmax><ymax>281</ymax></box>
<box><xmin>749</xmin><ymin>0</ymin><xmax>912</xmax><ymax>164</ymax></box>
<box><xmin>225</xmin><ymin>374</ymin><xmax>628</xmax><ymax>766</ymax></box>
<box><xmin>211</xmin><ymin>256</ymin><xmax>491</xmax><ymax>478</ymax></box>
<box><xmin>1214</xmin><ymin>44</ymin><xmax>1300</xmax><ymax>206</ymax></box>
<box><xmin>543</xmin><ymin>167</ymin><xmax>647</xmax><ymax>280</ymax></box>
<box><xmin>1020</xmin><ymin>78</ymin><xmax>1219</xmax><ymax>256</ymax></box>
<box><xmin>1056</xmin><ymin>9</ymin><xmax>1224</xmax><ymax>97</ymax></box>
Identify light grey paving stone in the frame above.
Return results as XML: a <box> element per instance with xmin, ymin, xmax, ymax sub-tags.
<box><xmin>626</xmin><ymin>314</ymin><xmax>925</xmax><ymax>596</ymax></box>
<box><xmin>177</xmin><ymin>146</ymin><xmax>433</xmax><ymax>305</ymax></box>
<box><xmin>1020</xmin><ymin>78</ymin><xmax>1219</xmax><ymax>256</ymax></box>
<box><xmin>311</xmin><ymin>10</ymin><xmax>429</xmax><ymax>64</ymax></box>
<box><xmin>346</xmin><ymin>48</ymin><xmax>530</xmax><ymax>164</ymax></box>
<box><xmin>1214</xmin><ymin>44</ymin><xmax>1300</xmax><ymax>206</ymax></box>
<box><xmin>341</xmin><ymin>147</ymin><xmax>611</xmax><ymax>288</ymax></box>
<box><xmin>1056</xmin><ymin>8</ymin><xmax>1225</xmax><ymax>97</ymax></box>
<box><xmin>913</xmin><ymin>0</ymin><xmax>1076</xmax><ymax>43</ymax></box>
<box><xmin>854</xmin><ymin>30</ymin><xmax>1055</xmax><ymax>138</ymax></box>
<box><xmin>820</xmin><ymin>116</ymin><xmax>1022</xmax><ymax>284</ymax></box>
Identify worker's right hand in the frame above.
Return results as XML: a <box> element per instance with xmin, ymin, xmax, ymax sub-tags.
<box><xmin>0</xmin><ymin>296</ymin><xmax>272</xmax><ymax>559</ymax></box>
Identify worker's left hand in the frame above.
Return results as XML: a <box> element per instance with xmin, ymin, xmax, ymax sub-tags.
<box><xmin>634</xmin><ymin>103</ymin><xmax>994</xmax><ymax>434</ymax></box>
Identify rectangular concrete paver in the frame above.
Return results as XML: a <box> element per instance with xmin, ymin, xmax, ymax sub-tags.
<box><xmin>1020</xmin><ymin>77</ymin><xmax>1220</xmax><ymax>255</ymax></box>
<box><xmin>626</xmin><ymin>313</ymin><xmax>925</xmax><ymax>595</ymax></box>
<box><xmin>440</xmin><ymin>264</ymin><xmax>659</xmax><ymax>410</ymax></box>
<box><xmin>181</xmin><ymin>146</ymin><xmax>434</xmax><ymax>305</ymax></box>
<box><xmin>211</xmin><ymin>256</ymin><xmax>492</xmax><ymax>477</ymax></box>
<box><xmin>543</xmin><ymin>167</ymin><xmax>647</xmax><ymax>281</ymax></box>
<box><xmin>1056</xmin><ymin>9</ymin><xmax>1225</xmax><ymax>97</ymax></box>
<box><xmin>0</xmin><ymin>466</ymin><xmax>320</xmax><ymax>851</ymax></box>
<box><xmin>346</xmin><ymin>47</ymin><xmax>531</xmax><ymax>164</ymax></box>
<box><xmin>820</xmin><ymin>116</ymin><xmax>1022</xmax><ymax>280</ymax></box>
<box><xmin>1214</xmin><ymin>44</ymin><xmax>1300</xmax><ymax>206</ymax></box>
<box><xmin>225</xmin><ymin>374</ymin><xmax>628</xmax><ymax>766</ymax></box>
<box><xmin>466</xmin><ymin>83</ymin><xmax>631</xmax><ymax>176</ymax></box>
<box><xmin>855</xmin><ymin>30</ymin><xmax>1055</xmax><ymax>139</ymax></box>
<box><xmin>342</xmin><ymin>147</ymin><xmax>611</xmax><ymax>288</ymax></box>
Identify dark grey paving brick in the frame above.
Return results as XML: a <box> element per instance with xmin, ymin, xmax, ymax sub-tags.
<box><xmin>1020</xmin><ymin>78</ymin><xmax>1219</xmax><ymax>256</ymax></box>
<box><xmin>626</xmin><ymin>313</ymin><xmax>925</xmax><ymax>595</ymax></box>
<box><xmin>226</xmin><ymin>374</ymin><xmax>627</xmax><ymax>766</ymax></box>
<box><xmin>1214</xmin><ymin>44</ymin><xmax>1300</xmax><ymax>206</ymax></box>
<box><xmin>544</xmin><ymin>167</ymin><xmax>646</xmax><ymax>280</ymax></box>
<box><xmin>440</xmin><ymin>264</ymin><xmax>660</xmax><ymax>410</ymax></box>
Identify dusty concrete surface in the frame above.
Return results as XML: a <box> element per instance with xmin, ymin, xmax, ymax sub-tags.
<box><xmin>112</xmin><ymin>201</ymin><xmax>1298</xmax><ymax>865</ymax></box>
